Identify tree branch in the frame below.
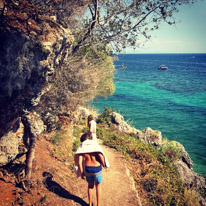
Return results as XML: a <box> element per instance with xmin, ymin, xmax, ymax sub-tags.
<box><xmin>72</xmin><ymin>0</ymin><xmax>99</xmax><ymax>54</ymax></box>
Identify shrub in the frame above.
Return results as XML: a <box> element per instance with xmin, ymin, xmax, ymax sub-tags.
<box><xmin>72</xmin><ymin>126</ymin><xmax>82</xmax><ymax>152</ymax></box>
<box><xmin>157</xmin><ymin>140</ymin><xmax>182</xmax><ymax>162</ymax></box>
<box><xmin>51</xmin><ymin>133</ymin><xmax>62</xmax><ymax>145</ymax></box>
<box><xmin>72</xmin><ymin>137</ymin><xmax>81</xmax><ymax>152</ymax></box>
<box><xmin>38</xmin><ymin>45</ymin><xmax>115</xmax><ymax>118</ymax></box>
<box><xmin>72</xmin><ymin>126</ymin><xmax>82</xmax><ymax>138</ymax></box>
<box><xmin>72</xmin><ymin>126</ymin><xmax>89</xmax><ymax>152</ymax></box>
<box><xmin>96</xmin><ymin>107</ymin><xmax>115</xmax><ymax>126</ymax></box>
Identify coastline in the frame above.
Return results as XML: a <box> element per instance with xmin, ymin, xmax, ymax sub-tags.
<box><xmin>90</xmin><ymin>53</ymin><xmax>206</xmax><ymax>175</ymax></box>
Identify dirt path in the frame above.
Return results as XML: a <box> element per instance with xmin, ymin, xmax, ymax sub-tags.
<box><xmin>99</xmin><ymin>142</ymin><xmax>142</xmax><ymax>206</ymax></box>
<box><xmin>66</xmin><ymin>140</ymin><xmax>142</xmax><ymax>206</ymax></box>
<box><xmin>0</xmin><ymin>135</ymin><xmax>142</xmax><ymax>206</ymax></box>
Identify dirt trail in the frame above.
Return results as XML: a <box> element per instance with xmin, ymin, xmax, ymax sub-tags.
<box><xmin>0</xmin><ymin>135</ymin><xmax>142</xmax><ymax>206</ymax></box>
<box><xmin>99</xmin><ymin>142</ymin><xmax>142</xmax><ymax>206</ymax></box>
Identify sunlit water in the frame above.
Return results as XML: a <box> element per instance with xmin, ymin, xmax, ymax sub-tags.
<box><xmin>90</xmin><ymin>54</ymin><xmax>206</xmax><ymax>175</ymax></box>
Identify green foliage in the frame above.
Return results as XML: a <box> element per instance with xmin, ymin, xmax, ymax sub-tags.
<box><xmin>72</xmin><ymin>137</ymin><xmax>81</xmax><ymax>152</ymax></box>
<box><xmin>95</xmin><ymin>55</ymin><xmax>116</xmax><ymax>98</ymax></box>
<box><xmin>96</xmin><ymin>107</ymin><xmax>115</xmax><ymax>126</ymax></box>
<box><xmin>72</xmin><ymin>126</ymin><xmax>82</xmax><ymax>152</ymax></box>
<box><xmin>157</xmin><ymin>140</ymin><xmax>182</xmax><ymax>162</ymax></box>
<box><xmin>72</xmin><ymin>126</ymin><xmax>82</xmax><ymax>138</ymax></box>
<box><xmin>72</xmin><ymin>126</ymin><xmax>89</xmax><ymax>152</ymax></box>
<box><xmin>95</xmin><ymin>122</ymin><xmax>197</xmax><ymax>205</ymax></box>
<box><xmin>97</xmin><ymin>124</ymin><xmax>165</xmax><ymax>162</ymax></box>
<box><xmin>39</xmin><ymin>44</ymin><xmax>115</xmax><ymax>117</ymax></box>
<box><xmin>81</xmin><ymin>127</ymin><xmax>89</xmax><ymax>133</ymax></box>
<box><xmin>75</xmin><ymin>45</ymin><xmax>116</xmax><ymax>99</ymax></box>
<box><xmin>51</xmin><ymin>132</ymin><xmax>63</xmax><ymax>145</ymax></box>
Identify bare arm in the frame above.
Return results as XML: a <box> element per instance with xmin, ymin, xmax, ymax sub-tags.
<box><xmin>88</xmin><ymin>121</ymin><xmax>92</xmax><ymax>136</ymax></box>
<box><xmin>97</xmin><ymin>153</ymin><xmax>106</xmax><ymax>168</ymax></box>
<box><xmin>78</xmin><ymin>154</ymin><xmax>85</xmax><ymax>179</ymax></box>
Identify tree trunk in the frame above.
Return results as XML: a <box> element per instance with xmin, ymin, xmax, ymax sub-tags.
<box><xmin>25</xmin><ymin>134</ymin><xmax>35</xmax><ymax>180</ymax></box>
<box><xmin>22</xmin><ymin>115</ymin><xmax>36</xmax><ymax>181</ymax></box>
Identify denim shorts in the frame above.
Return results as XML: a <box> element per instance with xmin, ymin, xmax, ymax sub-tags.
<box><xmin>85</xmin><ymin>165</ymin><xmax>102</xmax><ymax>184</ymax></box>
<box><xmin>86</xmin><ymin>174</ymin><xmax>102</xmax><ymax>184</ymax></box>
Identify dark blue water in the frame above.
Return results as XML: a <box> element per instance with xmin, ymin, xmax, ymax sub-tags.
<box><xmin>90</xmin><ymin>54</ymin><xmax>206</xmax><ymax>175</ymax></box>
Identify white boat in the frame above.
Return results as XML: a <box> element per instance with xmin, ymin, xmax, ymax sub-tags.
<box><xmin>158</xmin><ymin>65</ymin><xmax>168</xmax><ymax>70</ymax></box>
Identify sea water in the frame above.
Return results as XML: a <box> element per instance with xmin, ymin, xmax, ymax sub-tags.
<box><xmin>90</xmin><ymin>54</ymin><xmax>206</xmax><ymax>175</ymax></box>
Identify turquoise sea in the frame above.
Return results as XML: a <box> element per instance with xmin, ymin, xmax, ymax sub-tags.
<box><xmin>90</xmin><ymin>54</ymin><xmax>206</xmax><ymax>175</ymax></box>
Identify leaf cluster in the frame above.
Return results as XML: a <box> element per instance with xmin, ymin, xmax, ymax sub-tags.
<box><xmin>157</xmin><ymin>140</ymin><xmax>183</xmax><ymax>162</ymax></box>
<box><xmin>72</xmin><ymin>0</ymin><xmax>196</xmax><ymax>53</ymax></box>
<box><xmin>96</xmin><ymin>107</ymin><xmax>116</xmax><ymax>126</ymax></box>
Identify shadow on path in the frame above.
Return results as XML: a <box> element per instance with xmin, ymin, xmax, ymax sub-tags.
<box><xmin>43</xmin><ymin>172</ymin><xmax>88</xmax><ymax>206</ymax></box>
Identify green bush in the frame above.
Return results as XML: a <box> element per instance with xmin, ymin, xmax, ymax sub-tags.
<box><xmin>73</xmin><ymin>126</ymin><xmax>82</xmax><ymax>138</ymax></box>
<box><xmin>72</xmin><ymin>126</ymin><xmax>82</xmax><ymax>152</ymax></box>
<box><xmin>96</xmin><ymin>107</ymin><xmax>115</xmax><ymax>126</ymax></box>
<box><xmin>50</xmin><ymin>128</ymin><xmax>65</xmax><ymax>146</ymax></box>
<box><xmin>72</xmin><ymin>137</ymin><xmax>81</xmax><ymax>152</ymax></box>
<box><xmin>157</xmin><ymin>140</ymin><xmax>182</xmax><ymax>162</ymax></box>
<box><xmin>51</xmin><ymin>131</ymin><xmax>64</xmax><ymax>145</ymax></box>
<box><xmin>72</xmin><ymin>126</ymin><xmax>89</xmax><ymax>152</ymax></box>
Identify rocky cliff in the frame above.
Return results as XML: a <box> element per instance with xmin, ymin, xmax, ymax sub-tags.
<box><xmin>0</xmin><ymin>0</ymin><xmax>114</xmax><ymax>172</ymax></box>
<box><xmin>0</xmin><ymin>1</ymin><xmax>73</xmax><ymax>169</ymax></box>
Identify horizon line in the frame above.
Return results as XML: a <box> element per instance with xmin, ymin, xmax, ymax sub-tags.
<box><xmin>117</xmin><ymin>52</ymin><xmax>206</xmax><ymax>55</ymax></box>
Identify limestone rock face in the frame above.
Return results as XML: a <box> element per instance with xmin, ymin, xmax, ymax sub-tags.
<box><xmin>172</xmin><ymin>141</ymin><xmax>194</xmax><ymax>169</ymax></box>
<box><xmin>182</xmin><ymin>151</ymin><xmax>194</xmax><ymax>169</ymax></box>
<box><xmin>173</xmin><ymin>160</ymin><xmax>206</xmax><ymax>201</ymax></box>
<box><xmin>0</xmin><ymin>119</ymin><xmax>25</xmax><ymax>166</ymax></box>
<box><xmin>23</xmin><ymin>112</ymin><xmax>45</xmax><ymax>136</ymax></box>
<box><xmin>173</xmin><ymin>160</ymin><xmax>196</xmax><ymax>185</ymax></box>
<box><xmin>0</xmin><ymin>112</ymin><xmax>44</xmax><ymax>167</ymax></box>
<box><xmin>0</xmin><ymin>18</ymin><xmax>73</xmax><ymax>137</ymax></box>
<box><xmin>0</xmin><ymin>16</ymin><xmax>72</xmax><ymax>166</ymax></box>
<box><xmin>138</xmin><ymin>127</ymin><xmax>162</xmax><ymax>146</ymax></box>
<box><xmin>111</xmin><ymin>112</ymin><xmax>162</xmax><ymax>145</ymax></box>
<box><xmin>111</xmin><ymin>112</ymin><xmax>138</xmax><ymax>134</ymax></box>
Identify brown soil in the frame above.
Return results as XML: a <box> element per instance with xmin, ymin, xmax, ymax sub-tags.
<box><xmin>0</xmin><ymin>128</ymin><xmax>142</xmax><ymax>206</ymax></box>
<box><xmin>100</xmin><ymin>143</ymin><xmax>141</xmax><ymax>206</ymax></box>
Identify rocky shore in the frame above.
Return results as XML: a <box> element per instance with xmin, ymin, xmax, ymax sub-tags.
<box><xmin>110</xmin><ymin>111</ymin><xmax>206</xmax><ymax>202</ymax></box>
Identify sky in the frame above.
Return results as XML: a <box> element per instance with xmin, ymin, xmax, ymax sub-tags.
<box><xmin>126</xmin><ymin>0</ymin><xmax>206</xmax><ymax>54</ymax></box>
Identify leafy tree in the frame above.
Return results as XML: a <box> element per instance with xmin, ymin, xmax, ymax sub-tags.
<box><xmin>1</xmin><ymin>0</ymin><xmax>196</xmax><ymax>52</ymax></box>
<box><xmin>72</xmin><ymin>0</ymin><xmax>196</xmax><ymax>53</ymax></box>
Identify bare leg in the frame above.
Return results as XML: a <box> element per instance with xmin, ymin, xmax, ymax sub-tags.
<box><xmin>96</xmin><ymin>183</ymin><xmax>101</xmax><ymax>206</ymax></box>
<box><xmin>88</xmin><ymin>182</ymin><xmax>94</xmax><ymax>206</ymax></box>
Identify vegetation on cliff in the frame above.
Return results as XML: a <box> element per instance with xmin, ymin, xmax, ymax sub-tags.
<box><xmin>38</xmin><ymin>44</ymin><xmax>115</xmax><ymax>120</ymax></box>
